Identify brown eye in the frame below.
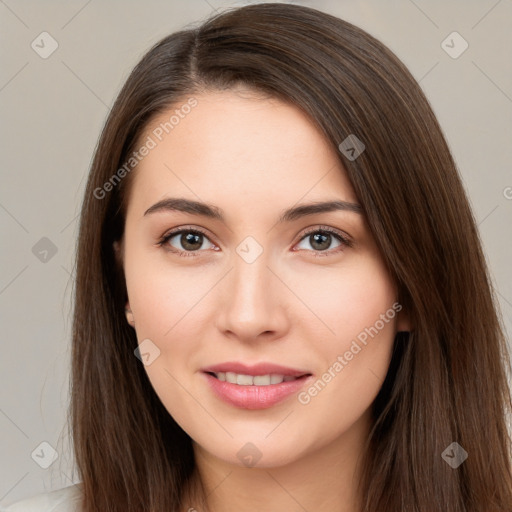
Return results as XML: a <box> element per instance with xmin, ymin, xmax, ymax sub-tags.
<box><xmin>294</xmin><ymin>227</ymin><xmax>352</xmax><ymax>256</ymax></box>
<box><xmin>158</xmin><ymin>228</ymin><xmax>216</xmax><ymax>256</ymax></box>
<box><xmin>308</xmin><ymin>232</ymin><xmax>333</xmax><ymax>251</ymax></box>
<box><xmin>174</xmin><ymin>232</ymin><xmax>204</xmax><ymax>251</ymax></box>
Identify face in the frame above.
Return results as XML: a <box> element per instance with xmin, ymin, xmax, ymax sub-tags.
<box><xmin>116</xmin><ymin>88</ymin><xmax>409</xmax><ymax>469</ymax></box>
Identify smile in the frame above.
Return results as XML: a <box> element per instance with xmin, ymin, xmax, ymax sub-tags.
<box><xmin>202</xmin><ymin>371</ymin><xmax>312</xmax><ymax>409</ymax></box>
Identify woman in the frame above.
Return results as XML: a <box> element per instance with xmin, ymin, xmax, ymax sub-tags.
<box><xmin>3</xmin><ymin>3</ymin><xmax>511</xmax><ymax>511</ymax></box>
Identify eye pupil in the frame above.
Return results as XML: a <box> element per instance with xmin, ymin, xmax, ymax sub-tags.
<box><xmin>311</xmin><ymin>232</ymin><xmax>331</xmax><ymax>251</ymax></box>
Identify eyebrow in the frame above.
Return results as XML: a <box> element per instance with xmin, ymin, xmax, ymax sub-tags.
<box><xmin>143</xmin><ymin>197</ymin><xmax>362</xmax><ymax>223</ymax></box>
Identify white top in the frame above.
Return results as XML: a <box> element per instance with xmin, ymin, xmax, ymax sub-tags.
<box><xmin>0</xmin><ymin>485</ymin><xmax>82</xmax><ymax>512</ymax></box>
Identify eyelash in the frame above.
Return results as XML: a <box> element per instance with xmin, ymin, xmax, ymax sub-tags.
<box><xmin>157</xmin><ymin>225</ymin><xmax>353</xmax><ymax>258</ymax></box>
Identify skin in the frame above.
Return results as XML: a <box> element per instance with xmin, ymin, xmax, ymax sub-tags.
<box><xmin>115</xmin><ymin>87</ymin><xmax>410</xmax><ymax>512</ymax></box>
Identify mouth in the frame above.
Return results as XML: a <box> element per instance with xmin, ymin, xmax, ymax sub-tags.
<box><xmin>201</xmin><ymin>362</ymin><xmax>313</xmax><ymax>409</ymax></box>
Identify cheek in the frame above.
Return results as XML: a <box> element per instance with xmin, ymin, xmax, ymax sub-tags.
<box><xmin>123</xmin><ymin>257</ymin><xmax>206</xmax><ymax>426</ymax></box>
<box><xmin>123</xmin><ymin>247</ymin><xmax>212</xmax><ymax>383</ymax></box>
<box><xmin>292</xmin><ymin>254</ymin><xmax>398</xmax><ymax>419</ymax></box>
<box><xmin>289</xmin><ymin>252</ymin><xmax>397</xmax><ymax>343</ymax></box>
<box><xmin>124</xmin><ymin>243</ymin><xmax>209</xmax><ymax>340</ymax></box>
<box><xmin>126</xmin><ymin>275</ymin><xmax>208</xmax><ymax>386</ymax></box>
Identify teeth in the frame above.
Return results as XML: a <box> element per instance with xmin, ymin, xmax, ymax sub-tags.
<box><xmin>254</xmin><ymin>375</ymin><xmax>272</xmax><ymax>385</ymax></box>
<box><xmin>237</xmin><ymin>374</ymin><xmax>254</xmax><ymax>385</ymax></box>
<box><xmin>214</xmin><ymin>372</ymin><xmax>298</xmax><ymax>386</ymax></box>
<box><xmin>226</xmin><ymin>372</ymin><xmax>237</xmax><ymax>384</ymax></box>
<box><xmin>270</xmin><ymin>374</ymin><xmax>283</xmax><ymax>384</ymax></box>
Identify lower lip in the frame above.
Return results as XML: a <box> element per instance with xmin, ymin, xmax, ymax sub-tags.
<box><xmin>202</xmin><ymin>372</ymin><xmax>312</xmax><ymax>410</ymax></box>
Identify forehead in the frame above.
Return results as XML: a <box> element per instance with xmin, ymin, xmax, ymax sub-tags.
<box><xmin>127</xmin><ymin>88</ymin><xmax>358</xmax><ymax>215</ymax></box>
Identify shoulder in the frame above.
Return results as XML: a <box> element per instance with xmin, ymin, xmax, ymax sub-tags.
<box><xmin>0</xmin><ymin>484</ymin><xmax>83</xmax><ymax>512</ymax></box>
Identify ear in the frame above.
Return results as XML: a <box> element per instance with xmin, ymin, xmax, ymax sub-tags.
<box><xmin>125</xmin><ymin>301</ymin><xmax>135</xmax><ymax>327</ymax></box>
<box><xmin>113</xmin><ymin>240</ymin><xmax>134</xmax><ymax>327</ymax></box>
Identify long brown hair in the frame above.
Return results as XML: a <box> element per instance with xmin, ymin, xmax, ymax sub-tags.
<box><xmin>70</xmin><ymin>3</ymin><xmax>512</xmax><ymax>511</ymax></box>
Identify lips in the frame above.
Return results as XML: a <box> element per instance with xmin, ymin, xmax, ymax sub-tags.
<box><xmin>201</xmin><ymin>361</ymin><xmax>313</xmax><ymax>409</ymax></box>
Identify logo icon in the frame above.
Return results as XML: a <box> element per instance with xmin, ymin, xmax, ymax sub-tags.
<box><xmin>32</xmin><ymin>237</ymin><xmax>58</xmax><ymax>263</ymax></box>
<box><xmin>236</xmin><ymin>442</ymin><xmax>263</xmax><ymax>468</ymax></box>
<box><xmin>441</xmin><ymin>32</ymin><xmax>468</xmax><ymax>59</ymax></box>
<box><xmin>134</xmin><ymin>339</ymin><xmax>161</xmax><ymax>366</ymax></box>
<box><xmin>441</xmin><ymin>441</ymin><xmax>468</xmax><ymax>468</ymax></box>
<box><xmin>31</xmin><ymin>441</ymin><xmax>59</xmax><ymax>469</ymax></box>
<box><xmin>31</xmin><ymin>32</ymin><xmax>59</xmax><ymax>59</ymax></box>
<box><xmin>339</xmin><ymin>134</ymin><xmax>365</xmax><ymax>161</ymax></box>
<box><xmin>236</xmin><ymin>236</ymin><xmax>264</xmax><ymax>264</ymax></box>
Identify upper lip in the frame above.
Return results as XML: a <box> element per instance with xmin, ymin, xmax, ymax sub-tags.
<box><xmin>202</xmin><ymin>361</ymin><xmax>311</xmax><ymax>377</ymax></box>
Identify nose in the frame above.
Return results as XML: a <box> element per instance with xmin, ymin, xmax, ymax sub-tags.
<box><xmin>215</xmin><ymin>249</ymin><xmax>290</xmax><ymax>343</ymax></box>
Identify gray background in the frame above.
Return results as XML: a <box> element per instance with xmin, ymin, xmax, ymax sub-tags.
<box><xmin>1</xmin><ymin>0</ymin><xmax>511</xmax><ymax>505</ymax></box>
